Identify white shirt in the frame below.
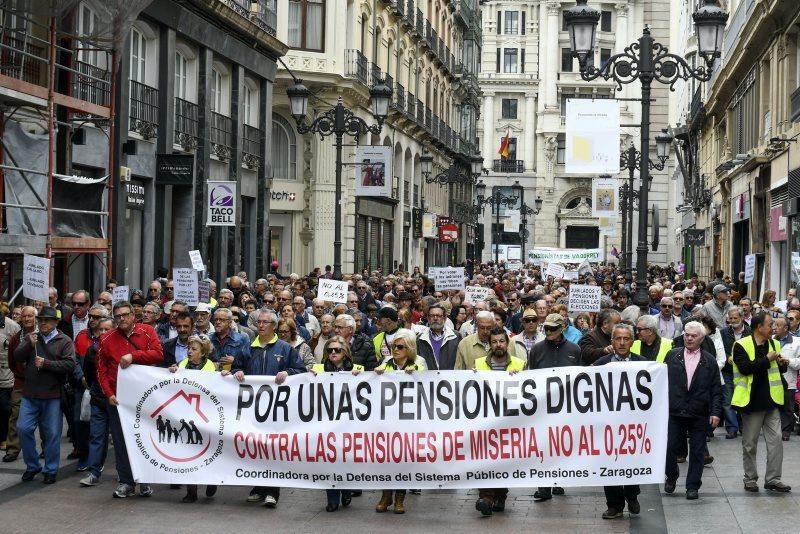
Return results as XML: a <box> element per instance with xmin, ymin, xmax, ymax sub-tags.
<box><xmin>72</xmin><ymin>314</ymin><xmax>89</xmax><ymax>338</ymax></box>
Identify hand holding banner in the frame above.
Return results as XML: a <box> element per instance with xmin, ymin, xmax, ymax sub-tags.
<box><xmin>22</xmin><ymin>254</ymin><xmax>50</xmax><ymax>303</ymax></box>
<box><xmin>434</xmin><ymin>267</ymin><xmax>466</xmax><ymax>292</ymax></box>
<box><xmin>545</xmin><ymin>263</ymin><xmax>566</xmax><ymax>280</ymax></box>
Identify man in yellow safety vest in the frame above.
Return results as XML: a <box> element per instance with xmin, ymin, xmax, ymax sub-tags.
<box><xmin>631</xmin><ymin>315</ymin><xmax>673</xmax><ymax>362</ymax></box>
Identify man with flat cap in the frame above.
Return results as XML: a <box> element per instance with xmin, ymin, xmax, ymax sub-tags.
<box><xmin>703</xmin><ymin>284</ymin><xmax>733</xmax><ymax>329</ymax></box>
<box><xmin>373</xmin><ymin>306</ymin><xmax>402</xmax><ymax>364</ymax></box>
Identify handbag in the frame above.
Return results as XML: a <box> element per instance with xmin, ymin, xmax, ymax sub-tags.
<box><xmin>80</xmin><ymin>389</ymin><xmax>91</xmax><ymax>422</ymax></box>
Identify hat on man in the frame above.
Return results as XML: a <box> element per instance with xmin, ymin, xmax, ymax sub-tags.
<box><xmin>37</xmin><ymin>306</ymin><xmax>58</xmax><ymax>320</ymax></box>
<box><xmin>712</xmin><ymin>284</ymin><xmax>729</xmax><ymax>296</ymax></box>
<box><xmin>377</xmin><ymin>306</ymin><xmax>399</xmax><ymax>322</ymax></box>
<box><xmin>522</xmin><ymin>308</ymin><xmax>538</xmax><ymax>319</ymax></box>
<box><xmin>542</xmin><ymin>313</ymin><xmax>566</xmax><ymax>328</ymax></box>
<box><xmin>195</xmin><ymin>303</ymin><xmax>211</xmax><ymax>314</ymax></box>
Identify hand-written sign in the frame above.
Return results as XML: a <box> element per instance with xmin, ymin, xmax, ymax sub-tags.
<box><xmin>434</xmin><ymin>267</ymin><xmax>466</xmax><ymax>292</ymax></box>
<box><xmin>318</xmin><ymin>279</ymin><xmax>348</xmax><ymax>304</ymax></box>
<box><xmin>198</xmin><ymin>281</ymin><xmax>211</xmax><ymax>304</ymax></box>
<box><xmin>188</xmin><ymin>250</ymin><xmax>205</xmax><ymax>271</ymax></box>
<box><xmin>545</xmin><ymin>263</ymin><xmax>566</xmax><ymax>279</ymax></box>
<box><xmin>112</xmin><ymin>286</ymin><xmax>129</xmax><ymax>305</ymax></box>
<box><xmin>173</xmin><ymin>268</ymin><xmax>199</xmax><ymax>306</ymax></box>
<box><xmin>464</xmin><ymin>286</ymin><xmax>490</xmax><ymax>305</ymax></box>
<box><xmin>22</xmin><ymin>254</ymin><xmax>50</xmax><ymax>303</ymax></box>
<box><xmin>744</xmin><ymin>254</ymin><xmax>756</xmax><ymax>284</ymax></box>
<box><xmin>568</xmin><ymin>284</ymin><xmax>602</xmax><ymax>313</ymax></box>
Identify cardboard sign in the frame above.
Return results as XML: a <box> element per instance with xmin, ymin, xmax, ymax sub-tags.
<box><xmin>198</xmin><ymin>281</ymin><xmax>211</xmax><ymax>304</ymax></box>
<box><xmin>173</xmin><ymin>268</ymin><xmax>199</xmax><ymax>306</ymax></box>
<box><xmin>188</xmin><ymin>250</ymin><xmax>205</xmax><ymax>271</ymax></box>
<box><xmin>563</xmin><ymin>271</ymin><xmax>579</xmax><ymax>281</ymax></box>
<box><xmin>434</xmin><ymin>267</ymin><xmax>466</xmax><ymax>292</ymax></box>
<box><xmin>545</xmin><ymin>263</ymin><xmax>566</xmax><ymax>280</ymax></box>
<box><xmin>568</xmin><ymin>284</ymin><xmax>602</xmax><ymax>312</ymax></box>
<box><xmin>22</xmin><ymin>254</ymin><xmax>50</xmax><ymax>303</ymax></box>
<box><xmin>112</xmin><ymin>286</ymin><xmax>129</xmax><ymax>305</ymax></box>
<box><xmin>317</xmin><ymin>279</ymin><xmax>348</xmax><ymax>304</ymax></box>
<box><xmin>744</xmin><ymin>254</ymin><xmax>756</xmax><ymax>284</ymax></box>
<box><xmin>464</xmin><ymin>286</ymin><xmax>490</xmax><ymax>305</ymax></box>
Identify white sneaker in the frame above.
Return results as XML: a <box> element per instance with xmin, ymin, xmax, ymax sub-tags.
<box><xmin>113</xmin><ymin>483</ymin><xmax>135</xmax><ymax>498</ymax></box>
<box><xmin>263</xmin><ymin>495</ymin><xmax>277</xmax><ymax>508</ymax></box>
<box><xmin>247</xmin><ymin>490</ymin><xmax>263</xmax><ymax>502</ymax></box>
<box><xmin>80</xmin><ymin>474</ymin><xmax>99</xmax><ymax>487</ymax></box>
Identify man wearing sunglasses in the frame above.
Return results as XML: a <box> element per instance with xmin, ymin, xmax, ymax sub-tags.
<box><xmin>656</xmin><ymin>297</ymin><xmax>683</xmax><ymax>339</ymax></box>
<box><xmin>58</xmin><ymin>289</ymin><xmax>92</xmax><ymax>341</ymax></box>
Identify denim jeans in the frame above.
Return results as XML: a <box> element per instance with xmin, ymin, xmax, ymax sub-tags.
<box><xmin>18</xmin><ymin>397</ymin><xmax>62</xmax><ymax>475</ymax></box>
<box><xmin>722</xmin><ymin>373</ymin><xmax>739</xmax><ymax>433</ymax></box>
<box><xmin>87</xmin><ymin>402</ymin><xmax>109</xmax><ymax>479</ymax></box>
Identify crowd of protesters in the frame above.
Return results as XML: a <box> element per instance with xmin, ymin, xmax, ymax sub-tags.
<box><xmin>0</xmin><ymin>260</ymin><xmax>795</xmax><ymax>519</ymax></box>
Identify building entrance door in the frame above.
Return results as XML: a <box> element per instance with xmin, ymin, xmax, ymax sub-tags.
<box><xmin>565</xmin><ymin>226</ymin><xmax>599</xmax><ymax>249</ymax></box>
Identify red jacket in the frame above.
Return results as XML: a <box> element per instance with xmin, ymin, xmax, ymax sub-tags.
<box><xmin>97</xmin><ymin>323</ymin><xmax>163</xmax><ymax>398</ymax></box>
<box><xmin>74</xmin><ymin>329</ymin><xmax>93</xmax><ymax>358</ymax></box>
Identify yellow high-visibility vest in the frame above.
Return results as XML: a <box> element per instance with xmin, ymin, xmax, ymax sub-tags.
<box><xmin>631</xmin><ymin>338</ymin><xmax>673</xmax><ymax>363</ymax></box>
<box><xmin>731</xmin><ymin>335</ymin><xmax>783</xmax><ymax>408</ymax></box>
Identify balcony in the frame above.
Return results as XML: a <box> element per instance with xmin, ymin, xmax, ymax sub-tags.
<box><xmin>416</xmin><ymin>8</ymin><xmax>424</xmax><ymax>36</ymax></box>
<box><xmin>791</xmin><ymin>86</ymin><xmax>800</xmax><ymax>123</ymax></box>
<box><xmin>242</xmin><ymin>124</ymin><xmax>263</xmax><ymax>169</ymax></box>
<box><xmin>0</xmin><ymin>32</ymin><xmax>46</xmax><ymax>85</ymax></box>
<box><xmin>425</xmin><ymin>107</ymin><xmax>432</xmax><ymax>130</ymax></box>
<box><xmin>174</xmin><ymin>97</ymin><xmax>199</xmax><ymax>151</ymax></box>
<box><xmin>688</xmin><ymin>86</ymin><xmax>705</xmax><ymax>130</ymax></box>
<box><xmin>210</xmin><ymin>112</ymin><xmax>232</xmax><ymax>160</ymax></box>
<box><xmin>394</xmin><ymin>82</ymin><xmax>405</xmax><ymax>112</ymax></box>
<box><xmin>416</xmin><ymin>97</ymin><xmax>424</xmax><ymax>125</ymax></box>
<box><xmin>220</xmin><ymin>0</ymin><xmax>277</xmax><ymax>36</ymax></box>
<box><xmin>72</xmin><ymin>60</ymin><xmax>112</xmax><ymax>107</ymax></box>
<box><xmin>344</xmin><ymin>49</ymin><xmax>368</xmax><ymax>86</ymax></box>
<box><xmin>406</xmin><ymin>91</ymin><xmax>415</xmax><ymax>118</ymax></box>
<box><xmin>129</xmin><ymin>80</ymin><xmax>158</xmax><ymax>139</ymax></box>
<box><xmin>369</xmin><ymin>63</ymin><xmax>384</xmax><ymax>87</ymax></box>
<box><xmin>404</xmin><ymin>0</ymin><xmax>415</xmax><ymax>26</ymax></box>
<box><xmin>493</xmin><ymin>159</ymin><xmax>524</xmax><ymax>173</ymax></box>
<box><xmin>392</xmin><ymin>0</ymin><xmax>404</xmax><ymax>17</ymax></box>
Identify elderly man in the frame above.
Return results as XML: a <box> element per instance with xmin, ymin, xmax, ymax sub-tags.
<box><xmin>293</xmin><ymin>296</ymin><xmax>320</xmax><ymax>338</ymax></box>
<box><xmin>156</xmin><ymin>300</ymin><xmax>188</xmax><ymax>342</ymax></box>
<box><xmin>4</xmin><ymin>306</ymin><xmax>32</xmax><ymax>463</ymax></box>
<box><xmin>333</xmin><ymin>314</ymin><xmax>377</xmax><ymax>370</ymax></box>
<box><xmin>216</xmin><ymin>289</ymin><xmax>234</xmax><ymax>310</ymax></box>
<box><xmin>720</xmin><ymin>306</ymin><xmax>750</xmax><ymax>438</ymax></box>
<box><xmin>418</xmin><ymin>304</ymin><xmax>461</xmax><ymax>370</ymax></box>
<box><xmin>703</xmin><ymin>285</ymin><xmax>733</xmax><ymax>329</ymax></box>
<box><xmin>308</xmin><ymin>298</ymin><xmax>328</xmax><ymax>323</ymax></box>
<box><xmin>579</xmin><ymin>309</ymin><xmax>621</xmax><ymax>365</ymax></box>
<box><xmin>631</xmin><ymin>314</ymin><xmax>674</xmax><ymax>362</ymax></box>
<box><xmin>732</xmin><ymin>312</ymin><xmax>791</xmax><ymax>493</ymax></box>
<box><xmin>15</xmin><ymin>307</ymin><xmax>74</xmax><ymax>484</ymax></box>
<box><xmin>211</xmin><ymin>308</ymin><xmax>250</xmax><ymax>373</ymax></box>
<box><xmin>663</xmin><ymin>321</ymin><xmax>723</xmax><ymax>500</ymax></box>
<box><xmin>140</xmin><ymin>301</ymin><xmax>162</xmax><ymax>328</ymax></box>
<box><xmin>455</xmin><ymin>311</ymin><xmax>497</xmax><ymax>370</ymax></box>
<box><xmin>230</xmin><ymin>309</ymin><xmax>305</xmax><ymax>508</ymax></box>
<box><xmin>147</xmin><ymin>280</ymin><xmax>162</xmax><ymax>303</ymax></box>
<box><xmin>58</xmin><ymin>289</ymin><xmax>92</xmax><ymax>340</ymax></box>
<box><xmin>593</xmin><ymin>323</ymin><xmax>643</xmax><ymax>519</ymax></box>
<box><xmin>372</xmin><ymin>307</ymin><xmax>403</xmax><ymax>363</ymax></box>
<box><xmin>356</xmin><ymin>281</ymin><xmax>378</xmax><ymax>313</ymax></box>
<box><xmin>313</xmin><ymin>314</ymin><xmax>336</xmax><ymax>362</ymax></box>
<box><xmin>194</xmin><ymin>303</ymin><xmax>214</xmax><ymax>336</ymax></box>
<box><xmin>648</xmin><ymin>285</ymin><xmax>663</xmax><ymax>315</ymax></box>
<box><xmin>772</xmin><ymin>317</ymin><xmax>800</xmax><ymax>440</ymax></box>
<box><xmin>511</xmin><ymin>308</ymin><xmax>544</xmax><ymax>358</ymax></box>
<box><xmin>459</xmin><ymin>302</ymin><xmax>488</xmax><ymax>337</ymax></box>
<box><xmin>654</xmin><ymin>297</ymin><xmax>683</xmax><ymax>339</ymax></box>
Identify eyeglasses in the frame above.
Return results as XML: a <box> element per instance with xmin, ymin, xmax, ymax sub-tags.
<box><xmin>661</xmin><ymin>304</ymin><xmax>673</xmax><ymax>309</ymax></box>
<box><xmin>543</xmin><ymin>326</ymin><xmax>560</xmax><ymax>332</ymax></box>
<box><xmin>72</xmin><ymin>301</ymin><xmax>88</xmax><ymax>306</ymax></box>
<box><xmin>636</xmin><ymin>327</ymin><xmax>651</xmax><ymax>332</ymax></box>
<box><xmin>166</xmin><ymin>286</ymin><xmax>174</xmax><ymax>291</ymax></box>
<box><xmin>113</xmin><ymin>312</ymin><xmax>131</xmax><ymax>320</ymax></box>
<box><xmin>523</xmin><ymin>318</ymin><xmax>537</xmax><ymax>323</ymax></box>
<box><xmin>88</xmin><ymin>314</ymin><xmax>105</xmax><ymax>320</ymax></box>
<box><xmin>265</xmin><ymin>299</ymin><xmax>275</xmax><ymax>303</ymax></box>
<box><xmin>392</xmin><ymin>344</ymin><xmax>407</xmax><ymax>350</ymax></box>
<box><xmin>348</xmin><ymin>299</ymin><xmax>358</xmax><ymax>304</ymax></box>
<box><xmin>278</xmin><ymin>329</ymin><xmax>291</xmax><ymax>335</ymax></box>
<box><xmin>326</xmin><ymin>347</ymin><xmax>343</xmax><ymax>354</ymax></box>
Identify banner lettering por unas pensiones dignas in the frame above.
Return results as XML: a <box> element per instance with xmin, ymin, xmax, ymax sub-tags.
<box><xmin>117</xmin><ymin>364</ymin><xmax>667</xmax><ymax>488</ymax></box>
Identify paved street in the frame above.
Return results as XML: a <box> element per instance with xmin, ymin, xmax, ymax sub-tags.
<box><xmin>1</xmin><ymin>427</ymin><xmax>799</xmax><ymax>533</ymax></box>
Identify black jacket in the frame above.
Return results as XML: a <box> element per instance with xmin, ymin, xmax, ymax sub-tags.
<box><xmin>351</xmin><ymin>333</ymin><xmax>378</xmax><ymax>371</ymax></box>
<box><xmin>417</xmin><ymin>329</ymin><xmax>461</xmax><ymax>370</ymax></box>
<box><xmin>357</xmin><ymin>292</ymin><xmax>378</xmax><ymax>313</ymax></box>
<box><xmin>593</xmin><ymin>353</ymin><xmax>646</xmax><ymax>366</ymax></box>
<box><xmin>663</xmin><ymin>347</ymin><xmax>722</xmax><ymax>419</ymax></box>
<box><xmin>529</xmin><ymin>337</ymin><xmax>581</xmax><ymax>369</ymax></box>
<box><xmin>580</xmin><ymin>326</ymin><xmax>612</xmax><ymax>365</ymax></box>
<box><xmin>720</xmin><ymin>324</ymin><xmax>751</xmax><ymax>375</ymax></box>
<box><xmin>15</xmin><ymin>330</ymin><xmax>76</xmax><ymax>399</ymax></box>
<box><xmin>160</xmin><ymin>337</ymin><xmax>220</xmax><ymax>368</ymax></box>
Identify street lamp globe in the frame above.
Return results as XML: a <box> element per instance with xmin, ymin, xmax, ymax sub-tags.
<box><xmin>470</xmin><ymin>154</ymin><xmax>484</xmax><ymax>177</ymax></box>
<box><xmin>286</xmin><ymin>79</ymin><xmax>310</xmax><ymax>120</ymax></box>
<box><xmin>564</xmin><ymin>0</ymin><xmax>601</xmax><ymax>66</ymax></box>
<box><xmin>511</xmin><ymin>180</ymin><xmax>523</xmax><ymax>201</ymax></box>
<box><xmin>419</xmin><ymin>152</ymin><xmax>433</xmax><ymax>176</ymax></box>
<box><xmin>693</xmin><ymin>0</ymin><xmax>728</xmax><ymax>65</ymax></box>
<box><xmin>534</xmin><ymin>196</ymin><xmax>544</xmax><ymax>214</ymax></box>
<box><xmin>655</xmin><ymin>129</ymin><xmax>673</xmax><ymax>163</ymax></box>
<box><xmin>476</xmin><ymin>180</ymin><xmax>486</xmax><ymax>203</ymax></box>
<box><xmin>370</xmin><ymin>80</ymin><xmax>393</xmax><ymax>120</ymax></box>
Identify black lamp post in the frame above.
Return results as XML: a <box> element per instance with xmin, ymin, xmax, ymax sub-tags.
<box><xmin>420</xmin><ymin>151</ymin><xmax>484</xmax><ymax>185</ymax></box>
<box><xmin>287</xmin><ymin>78</ymin><xmax>392</xmax><ymax>280</ymax></box>
<box><xmin>565</xmin><ymin>0</ymin><xmax>727</xmax><ymax>310</ymax></box>
<box><xmin>511</xmin><ymin>180</ymin><xmax>542</xmax><ymax>264</ymax></box>
<box><xmin>475</xmin><ymin>180</ymin><xmax>519</xmax><ymax>265</ymax></box>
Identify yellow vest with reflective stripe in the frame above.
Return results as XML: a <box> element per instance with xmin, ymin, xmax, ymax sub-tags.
<box><xmin>474</xmin><ymin>355</ymin><xmax>526</xmax><ymax>372</ymax></box>
<box><xmin>178</xmin><ymin>358</ymin><xmax>216</xmax><ymax>372</ymax></box>
<box><xmin>731</xmin><ymin>335</ymin><xmax>784</xmax><ymax>408</ymax></box>
<box><xmin>630</xmin><ymin>338</ymin><xmax>673</xmax><ymax>363</ymax></box>
<box><xmin>312</xmin><ymin>363</ymin><xmax>364</xmax><ymax>373</ymax></box>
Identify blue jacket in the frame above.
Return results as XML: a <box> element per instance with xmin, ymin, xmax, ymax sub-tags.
<box><xmin>233</xmin><ymin>335</ymin><xmax>306</xmax><ymax>376</ymax></box>
<box><xmin>563</xmin><ymin>324</ymin><xmax>583</xmax><ymax>344</ymax></box>
<box><xmin>211</xmin><ymin>330</ymin><xmax>250</xmax><ymax>364</ymax></box>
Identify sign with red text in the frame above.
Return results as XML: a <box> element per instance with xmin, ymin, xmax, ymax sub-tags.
<box><xmin>118</xmin><ymin>363</ymin><xmax>667</xmax><ymax>488</ymax></box>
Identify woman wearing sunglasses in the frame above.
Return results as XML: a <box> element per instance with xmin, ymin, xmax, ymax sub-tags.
<box><xmin>373</xmin><ymin>329</ymin><xmax>427</xmax><ymax>514</ymax></box>
<box><xmin>309</xmin><ymin>337</ymin><xmax>362</xmax><ymax>512</ymax></box>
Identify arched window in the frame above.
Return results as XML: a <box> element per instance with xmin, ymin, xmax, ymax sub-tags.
<box><xmin>272</xmin><ymin>114</ymin><xmax>297</xmax><ymax>180</ymax></box>
<box><xmin>565</xmin><ymin>196</ymin><xmax>592</xmax><ymax>210</ymax></box>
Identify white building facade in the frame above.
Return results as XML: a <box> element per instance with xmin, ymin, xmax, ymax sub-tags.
<box><xmin>478</xmin><ymin>0</ymin><xmax>680</xmax><ymax>266</ymax></box>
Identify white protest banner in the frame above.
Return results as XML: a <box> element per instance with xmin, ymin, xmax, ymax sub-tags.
<box><xmin>173</xmin><ymin>268</ymin><xmax>199</xmax><ymax>306</ymax></box>
<box><xmin>434</xmin><ymin>267</ymin><xmax>466</xmax><ymax>292</ymax></box>
<box><xmin>112</xmin><ymin>286</ymin><xmax>130</xmax><ymax>305</ymax></box>
<box><xmin>22</xmin><ymin>254</ymin><xmax>50</xmax><ymax>302</ymax></box>
<box><xmin>563</xmin><ymin>271</ymin><xmax>579</xmax><ymax>281</ymax></box>
<box><xmin>428</xmin><ymin>267</ymin><xmax>442</xmax><ymax>280</ymax></box>
<box><xmin>744</xmin><ymin>254</ymin><xmax>756</xmax><ymax>283</ymax></box>
<box><xmin>566</xmin><ymin>98</ymin><xmax>620</xmax><ymax>174</ymax></box>
<box><xmin>592</xmin><ymin>178</ymin><xmax>618</xmax><ymax>218</ymax></box>
<box><xmin>207</xmin><ymin>181</ymin><xmax>236</xmax><ymax>226</ymax></box>
<box><xmin>568</xmin><ymin>284</ymin><xmax>602</xmax><ymax>312</ymax></box>
<box><xmin>118</xmin><ymin>363</ymin><xmax>667</xmax><ymax>488</ymax></box>
<box><xmin>545</xmin><ymin>263</ymin><xmax>566</xmax><ymax>280</ymax></box>
<box><xmin>318</xmin><ymin>279</ymin><xmax>348</xmax><ymax>304</ymax></box>
<box><xmin>464</xmin><ymin>286</ymin><xmax>490</xmax><ymax>305</ymax></box>
<box><xmin>529</xmin><ymin>247</ymin><xmax>603</xmax><ymax>264</ymax></box>
<box><xmin>188</xmin><ymin>250</ymin><xmax>205</xmax><ymax>271</ymax></box>
<box><xmin>578</xmin><ymin>259</ymin><xmax>593</xmax><ymax>276</ymax></box>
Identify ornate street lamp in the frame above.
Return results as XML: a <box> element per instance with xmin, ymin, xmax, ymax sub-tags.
<box><xmin>421</xmin><ymin>150</ymin><xmax>483</xmax><ymax>185</ymax></box>
<box><xmin>287</xmin><ymin>78</ymin><xmax>392</xmax><ymax>280</ymax></box>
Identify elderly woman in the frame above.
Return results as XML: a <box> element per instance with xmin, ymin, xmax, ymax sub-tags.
<box><xmin>277</xmin><ymin>317</ymin><xmax>315</xmax><ymax>370</ymax></box>
<box><xmin>310</xmin><ymin>337</ymin><xmax>362</xmax><ymax>512</ymax></box>
<box><xmin>374</xmin><ymin>329</ymin><xmax>427</xmax><ymax>514</ymax></box>
<box><xmin>168</xmin><ymin>334</ymin><xmax>217</xmax><ymax>503</ymax></box>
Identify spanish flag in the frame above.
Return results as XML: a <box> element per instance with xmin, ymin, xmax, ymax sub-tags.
<box><xmin>498</xmin><ymin>131</ymin><xmax>510</xmax><ymax>159</ymax></box>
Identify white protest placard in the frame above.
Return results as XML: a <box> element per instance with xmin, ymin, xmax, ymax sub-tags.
<box><xmin>568</xmin><ymin>284</ymin><xmax>602</xmax><ymax>312</ymax></box>
<box><xmin>317</xmin><ymin>279</ymin><xmax>348</xmax><ymax>304</ymax></box>
<box><xmin>744</xmin><ymin>254</ymin><xmax>756</xmax><ymax>283</ymax></box>
<box><xmin>578</xmin><ymin>259</ymin><xmax>593</xmax><ymax>276</ymax></box>
<box><xmin>198</xmin><ymin>281</ymin><xmax>211</xmax><ymax>304</ymax></box>
<box><xmin>173</xmin><ymin>268</ymin><xmax>199</xmax><ymax>306</ymax></box>
<box><xmin>464</xmin><ymin>286</ymin><xmax>490</xmax><ymax>305</ymax></box>
<box><xmin>188</xmin><ymin>250</ymin><xmax>205</xmax><ymax>271</ymax></box>
<box><xmin>545</xmin><ymin>263</ymin><xmax>566</xmax><ymax>280</ymax></box>
<box><xmin>112</xmin><ymin>286</ymin><xmax>129</xmax><ymax>305</ymax></box>
<box><xmin>22</xmin><ymin>254</ymin><xmax>50</xmax><ymax>302</ymax></box>
<box><xmin>434</xmin><ymin>267</ymin><xmax>466</xmax><ymax>292</ymax></box>
<box><xmin>563</xmin><ymin>271</ymin><xmax>579</xmax><ymax>281</ymax></box>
